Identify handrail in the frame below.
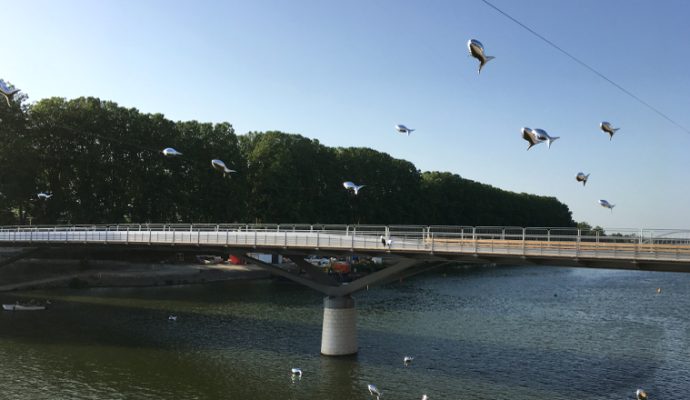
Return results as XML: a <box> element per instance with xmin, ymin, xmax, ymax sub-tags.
<box><xmin>1</xmin><ymin>224</ymin><xmax>690</xmax><ymax>264</ymax></box>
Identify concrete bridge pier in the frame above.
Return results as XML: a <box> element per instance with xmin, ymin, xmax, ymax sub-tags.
<box><xmin>321</xmin><ymin>295</ymin><xmax>357</xmax><ymax>356</ymax></box>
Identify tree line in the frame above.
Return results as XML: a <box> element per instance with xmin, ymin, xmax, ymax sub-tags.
<box><xmin>0</xmin><ymin>96</ymin><xmax>575</xmax><ymax>227</ymax></box>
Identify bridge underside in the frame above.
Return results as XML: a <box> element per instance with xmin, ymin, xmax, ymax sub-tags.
<box><xmin>2</xmin><ymin>242</ymin><xmax>688</xmax><ymax>275</ymax></box>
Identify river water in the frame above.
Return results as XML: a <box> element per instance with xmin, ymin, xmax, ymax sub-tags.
<box><xmin>1</xmin><ymin>265</ymin><xmax>689</xmax><ymax>399</ymax></box>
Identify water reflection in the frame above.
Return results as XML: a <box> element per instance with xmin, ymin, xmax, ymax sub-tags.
<box><xmin>1</xmin><ymin>266</ymin><xmax>689</xmax><ymax>399</ymax></box>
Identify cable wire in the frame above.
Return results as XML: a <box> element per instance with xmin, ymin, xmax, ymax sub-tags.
<box><xmin>480</xmin><ymin>0</ymin><xmax>690</xmax><ymax>135</ymax></box>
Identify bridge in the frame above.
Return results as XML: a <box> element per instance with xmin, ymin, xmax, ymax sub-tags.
<box><xmin>2</xmin><ymin>223</ymin><xmax>690</xmax><ymax>355</ymax></box>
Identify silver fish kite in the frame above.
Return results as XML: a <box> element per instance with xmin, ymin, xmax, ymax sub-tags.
<box><xmin>0</xmin><ymin>79</ymin><xmax>20</xmax><ymax>107</ymax></box>
<box><xmin>600</xmin><ymin>121</ymin><xmax>620</xmax><ymax>141</ymax></box>
<box><xmin>467</xmin><ymin>39</ymin><xmax>495</xmax><ymax>74</ymax></box>
<box><xmin>599</xmin><ymin>199</ymin><xmax>615</xmax><ymax>211</ymax></box>
<box><xmin>575</xmin><ymin>172</ymin><xmax>590</xmax><ymax>186</ymax></box>
<box><xmin>343</xmin><ymin>181</ymin><xmax>365</xmax><ymax>195</ymax></box>
<box><xmin>211</xmin><ymin>159</ymin><xmax>236</xmax><ymax>175</ymax></box>
<box><xmin>532</xmin><ymin>128</ymin><xmax>560</xmax><ymax>149</ymax></box>
<box><xmin>162</xmin><ymin>147</ymin><xmax>182</xmax><ymax>157</ymax></box>
<box><xmin>521</xmin><ymin>127</ymin><xmax>542</xmax><ymax>150</ymax></box>
<box><xmin>395</xmin><ymin>124</ymin><xmax>415</xmax><ymax>135</ymax></box>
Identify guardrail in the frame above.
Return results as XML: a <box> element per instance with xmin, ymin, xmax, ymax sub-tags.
<box><xmin>1</xmin><ymin>224</ymin><xmax>690</xmax><ymax>264</ymax></box>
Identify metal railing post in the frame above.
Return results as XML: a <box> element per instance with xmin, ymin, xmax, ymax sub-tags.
<box><xmin>126</xmin><ymin>226</ymin><xmax>130</xmax><ymax>244</ymax></box>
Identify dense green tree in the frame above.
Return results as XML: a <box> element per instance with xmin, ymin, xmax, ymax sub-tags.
<box><xmin>0</xmin><ymin>93</ymin><xmax>576</xmax><ymax>227</ymax></box>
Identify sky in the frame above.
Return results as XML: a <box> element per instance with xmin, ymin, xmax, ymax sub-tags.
<box><xmin>3</xmin><ymin>0</ymin><xmax>690</xmax><ymax>229</ymax></box>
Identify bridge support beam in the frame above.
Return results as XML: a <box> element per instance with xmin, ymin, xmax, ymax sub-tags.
<box><xmin>321</xmin><ymin>295</ymin><xmax>357</xmax><ymax>356</ymax></box>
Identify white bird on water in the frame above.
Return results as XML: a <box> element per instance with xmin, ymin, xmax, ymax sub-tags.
<box><xmin>600</xmin><ymin>121</ymin><xmax>620</xmax><ymax>141</ymax></box>
<box><xmin>37</xmin><ymin>192</ymin><xmax>53</xmax><ymax>200</ymax></box>
<box><xmin>576</xmin><ymin>172</ymin><xmax>590</xmax><ymax>186</ymax></box>
<box><xmin>291</xmin><ymin>368</ymin><xmax>302</xmax><ymax>377</ymax></box>
<box><xmin>403</xmin><ymin>356</ymin><xmax>414</xmax><ymax>365</ymax></box>
<box><xmin>162</xmin><ymin>147</ymin><xmax>182</xmax><ymax>157</ymax></box>
<box><xmin>599</xmin><ymin>199</ymin><xmax>615</xmax><ymax>211</ymax></box>
<box><xmin>421</xmin><ymin>395</ymin><xmax>428</xmax><ymax>400</ymax></box>
<box><xmin>636</xmin><ymin>388</ymin><xmax>648</xmax><ymax>400</ymax></box>
<box><xmin>0</xmin><ymin>79</ymin><xmax>20</xmax><ymax>106</ymax></box>
<box><xmin>521</xmin><ymin>127</ymin><xmax>542</xmax><ymax>150</ymax></box>
<box><xmin>467</xmin><ymin>39</ymin><xmax>495</xmax><ymax>74</ymax></box>
<box><xmin>395</xmin><ymin>124</ymin><xmax>415</xmax><ymax>136</ymax></box>
<box><xmin>532</xmin><ymin>128</ymin><xmax>560</xmax><ymax>149</ymax></box>
<box><xmin>343</xmin><ymin>181</ymin><xmax>365</xmax><ymax>195</ymax></box>
<box><xmin>368</xmin><ymin>384</ymin><xmax>382</xmax><ymax>398</ymax></box>
<box><xmin>168</xmin><ymin>314</ymin><xmax>177</xmax><ymax>321</ymax></box>
<box><xmin>211</xmin><ymin>159</ymin><xmax>236</xmax><ymax>175</ymax></box>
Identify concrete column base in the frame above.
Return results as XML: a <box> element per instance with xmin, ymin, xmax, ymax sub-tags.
<box><xmin>321</xmin><ymin>295</ymin><xmax>357</xmax><ymax>356</ymax></box>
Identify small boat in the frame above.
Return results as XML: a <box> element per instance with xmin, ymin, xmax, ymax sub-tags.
<box><xmin>3</xmin><ymin>303</ymin><xmax>46</xmax><ymax>311</ymax></box>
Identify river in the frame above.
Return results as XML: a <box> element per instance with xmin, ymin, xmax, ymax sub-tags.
<box><xmin>1</xmin><ymin>265</ymin><xmax>689</xmax><ymax>399</ymax></box>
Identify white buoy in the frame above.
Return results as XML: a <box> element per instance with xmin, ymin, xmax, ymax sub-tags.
<box><xmin>368</xmin><ymin>383</ymin><xmax>382</xmax><ymax>398</ymax></box>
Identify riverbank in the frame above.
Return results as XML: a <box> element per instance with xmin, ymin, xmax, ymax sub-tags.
<box><xmin>0</xmin><ymin>259</ymin><xmax>271</xmax><ymax>292</ymax></box>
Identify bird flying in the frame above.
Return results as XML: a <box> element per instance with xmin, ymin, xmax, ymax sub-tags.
<box><xmin>343</xmin><ymin>181</ymin><xmax>365</xmax><ymax>195</ymax></box>
<box><xmin>211</xmin><ymin>159</ymin><xmax>236</xmax><ymax>175</ymax></box>
<box><xmin>532</xmin><ymin>128</ymin><xmax>560</xmax><ymax>149</ymax></box>
<box><xmin>576</xmin><ymin>172</ymin><xmax>590</xmax><ymax>186</ymax></box>
<box><xmin>395</xmin><ymin>124</ymin><xmax>415</xmax><ymax>135</ymax></box>
<box><xmin>0</xmin><ymin>79</ymin><xmax>19</xmax><ymax>106</ymax></box>
<box><xmin>521</xmin><ymin>127</ymin><xmax>542</xmax><ymax>150</ymax></box>
<box><xmin>37</xmin><ymin>192</ymin><xmax>53</xmax><ymax>200</ymax></box>
<box><xmin>600</xmin><ymin>121</ymin><xmax>620</xmax><ymax>141</ymax></box>
<box><xmin>599</xmin><ymin>199</ymin><xmax>615</xmax><ymax>211</ymax></box>
<box><xmin>467</xmin><ymin>39</ymin><xmax>495</xmax><ymax>74</ymax></box>
<box><xmin>162</xmin><ymin>147</ymin><xmax>183</xmax><ymax>157</ymax></box>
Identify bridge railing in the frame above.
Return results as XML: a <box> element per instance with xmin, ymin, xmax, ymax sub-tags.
<box><xmin>1</xmin><ymin>224</ymin><xmax>690</xmax><ymax>263</ymax></box>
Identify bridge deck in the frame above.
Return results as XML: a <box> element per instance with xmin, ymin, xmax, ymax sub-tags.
<box><xmin>1</xmin><ymin>225</ymin><xmax>690</xmax><ymax>269</ymax></box>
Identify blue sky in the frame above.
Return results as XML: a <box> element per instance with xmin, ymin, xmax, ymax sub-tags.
<box><xmin>4</xmin><ymin>0</ymin><xmax>690</xmax><ymax>229</ymax></box>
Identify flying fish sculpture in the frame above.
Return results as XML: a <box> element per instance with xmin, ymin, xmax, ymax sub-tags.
<box><xmin>600</xmin><ymin>121</ymin><xmax>620</xmax><ymax>141</ymax></box>
<box><xmin>521</xmin><ymin>127</ymin><xmax>542</xmax><ymax>150</ymax></box>
<box><xmin>162</xmin><ymin>147</ymin><xmax>182</xmax><ymax>157</ymax></box>
<box><xmin>211</xmin><ymin>159</ymin><xmax>236</xmax><ymax>176</ymax></box>
<box><xmin>575</xmin><ymin>172</ymin><xmax>590</xmax><ymax>186</ymax></box>
<box><xmin>532</xmin><ymin>128</ymin><xmax>560</xmax><ymax>149</ymax></box>
<box><xmin>467</xmin><ymin>39</ymin><xmax>495</xmax><ymax>74</ymax></box>
<box><xmin>599</xmin><ymin>199</ymin><xmax>615</xmax><ymax>211</ymax></box>
<box><xmin>395</xmin><ymin>124</ymin><xmax>415</xmax><ymax>136</ymax></box>
<box><xmin>0</xmin><ymin>79</ymin><xmax>20</xmax><ymax>106</ymax></box>
<box><xmin>343</xmin><ymin>181</ymin><xmax>365</xmax><ymax>195</ymax></box>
